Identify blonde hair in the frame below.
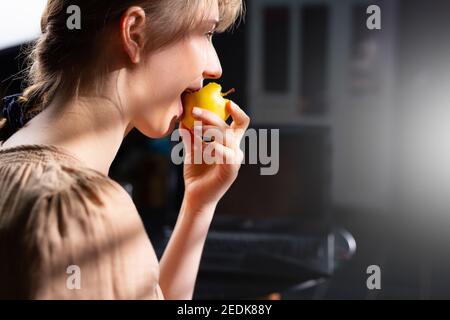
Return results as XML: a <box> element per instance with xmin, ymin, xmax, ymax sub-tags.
<box><xmin>0</xmin><ymin>0</ymin><xmax>244</xmax><ymax>138</ymax></box>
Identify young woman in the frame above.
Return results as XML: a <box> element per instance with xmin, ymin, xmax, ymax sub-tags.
<box><xmin>0</xmin><ymin>0</ymin><xmax>248</xmax><ymax>299</ymax></box>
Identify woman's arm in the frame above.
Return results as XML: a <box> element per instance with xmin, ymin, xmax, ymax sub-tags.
<box><xmin>159</xmin><ymin>101</ymin><xmax>250</xmax><ymax>300</ymax></box>
<box><xmin>159</xmin><ymin>196</ymin><xmax>216</xmax><ymax>300</ymax></box>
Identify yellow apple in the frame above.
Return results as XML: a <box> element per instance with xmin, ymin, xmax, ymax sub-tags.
<box><xmin>181</xmin><ymin>82</ymin><xmax>235</xmax><ymax>130</ymax></box>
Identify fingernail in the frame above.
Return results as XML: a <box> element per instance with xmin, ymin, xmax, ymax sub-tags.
<box><xmin>192</xmin><ymin>107</ymin><xmax>202</xmax><ymax>117</ymax></box>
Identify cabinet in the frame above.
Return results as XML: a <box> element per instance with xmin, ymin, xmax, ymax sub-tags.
<box><xmin>246</xmin><ymin>0</ymin><xmax>398</xmax><ymax>211</ymax></box>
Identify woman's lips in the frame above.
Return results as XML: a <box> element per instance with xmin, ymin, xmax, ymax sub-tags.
<box><xmin>177</xmin><ymin>99</ymin><xmax>184</xmax><ymax>120</ymax></box>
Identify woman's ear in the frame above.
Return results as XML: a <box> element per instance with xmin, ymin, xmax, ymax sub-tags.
<box><xmin>120</xmin><ymin>6</ymin><xmax>146</xmax><ymax>64</ymax></box>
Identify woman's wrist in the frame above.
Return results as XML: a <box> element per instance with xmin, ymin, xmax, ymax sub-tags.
<box><xmin>182</xmin><ymin>191</ymin><xmax>218</xmax><ymax>219</ymax></box>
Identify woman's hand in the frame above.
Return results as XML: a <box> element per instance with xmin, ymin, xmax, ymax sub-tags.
<box><xmin>179</xmin><ymin>100</ymin><xmax>250</xmax><ymax>213</ymax></box>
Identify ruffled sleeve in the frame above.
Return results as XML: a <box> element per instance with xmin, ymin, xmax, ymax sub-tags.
<box><xmin>0</xmin><ymin>145</ymin><xmax>164</xmax><ymax>300</ymax></box>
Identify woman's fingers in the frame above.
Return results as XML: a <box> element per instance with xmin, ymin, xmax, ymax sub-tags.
<box><xmin>228</xmin><ymin>100</ymin><xmax>250</xmax><ymax>131</ymax></box>
<box><xmin>185</xmin><ymin>134</ymin><xmax>242</xmax><ymax>165</ymax></box>
<box><xmin>191</xmin><ymin>101</ymin><xmax>250</xmax><ymax>133</ymax></box>
<box><xmin>184</xmin><ymin>101</ymin><xmax>250</xmax><ymax>163</ymax></box>
<box><xmin>192</xmin><ymin>107</ymin><xmax>228</xmax><ymax>130</ymax></box>
<box><xmin>184</xmin><ymin>125</ymin><xmax>243</xmax><ymax>165</ymax></box>
<box><xmin>195</xmin><ymin>125</ymin><xmax>236</xmax><ymax>149</ymax></box>
<box><xmin>227</xmin><ymin>101</ymin><xmax>250</xmax><ymax>142</ymax></box>
<box><xmin>203</xmin><ymin>141</ymin><xmax>243</xmax><ymax>165</ymax></box>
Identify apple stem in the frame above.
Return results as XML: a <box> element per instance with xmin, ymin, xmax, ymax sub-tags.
<box><xmin>221</xmin><ymin>88</ymin><xmax>236</xmax><ymax>97</ymax></box>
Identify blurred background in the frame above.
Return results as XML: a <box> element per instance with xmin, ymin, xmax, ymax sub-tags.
<box><xmin>2</xmin><ymin>0</ymin><xmax>450</xmax><ymax>299</ymax></box>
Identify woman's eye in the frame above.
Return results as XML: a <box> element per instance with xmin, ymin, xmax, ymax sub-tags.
<box><xmin>206</xmin><ymin>31</ymin><xmax>216</xmax><ymax>41</ymax></box>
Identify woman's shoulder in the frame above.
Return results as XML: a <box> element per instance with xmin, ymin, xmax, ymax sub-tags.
<box><xmin>0</xmin><ymin>143</ymin><xmax>141</xmax><ymax>235</ymax></box>
<box><xmin>0</xmin><ymin>143</ymin><xmax>131</xmax><ymax>204</ymax></box>
<box><xmin>0</xmin><ymin>144</ymin><xmax>161</xmax><ymax>299</ymax></box>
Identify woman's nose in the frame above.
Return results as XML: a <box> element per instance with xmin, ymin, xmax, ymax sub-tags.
<box><xmin>203</xmin><ymin>50</ymin><xmax>223</xmax><ymax>80</ymax></box>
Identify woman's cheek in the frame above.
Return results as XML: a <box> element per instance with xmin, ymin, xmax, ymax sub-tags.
<box><xmin>186</xmin><ymin>40</ymin><xmax>207</xmax><ymax>70</ymax></box>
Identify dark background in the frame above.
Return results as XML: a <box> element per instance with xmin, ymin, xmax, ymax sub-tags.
<box><xmin>2</xmin><ymin>0</ymin><xmax>450</xmax><ymax>299</ymax></box>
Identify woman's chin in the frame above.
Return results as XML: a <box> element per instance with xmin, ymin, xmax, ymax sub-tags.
<box><xmin>164</xmin><ymin>115</ymin><xmax>180</xmax><ymax>136</ymax></box>
<box><xmin>153</xmin><ymin>116</ymin><xmax>179</xmax><ymax>138</ymax></box>
<box><xmin>135</xmin><ymin>114</ymin><xmax>180</xmax><ymax>139</ymax></box>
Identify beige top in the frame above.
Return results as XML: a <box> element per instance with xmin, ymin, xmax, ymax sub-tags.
<box><xmin>0</xmin><ymin>144</ymin><xmax>164</xmax><ymax>299</ymax></box>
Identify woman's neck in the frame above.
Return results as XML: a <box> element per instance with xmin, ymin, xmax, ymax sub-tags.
<box><xmin>2</xmin><ymin>92</ymin><xmax>133</xmax><ymax>176</ymax></box>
